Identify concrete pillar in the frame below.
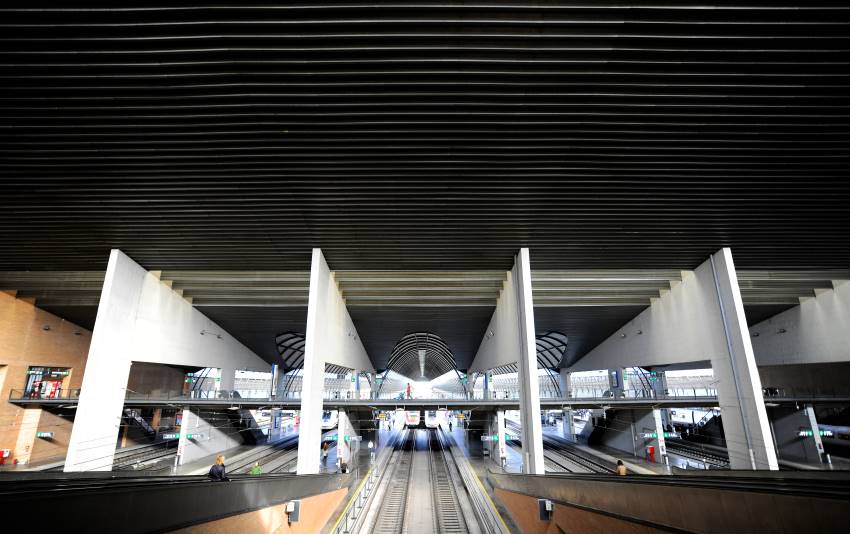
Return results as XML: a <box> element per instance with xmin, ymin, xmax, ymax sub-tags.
<box><xmin>353</xmin><ymin>370</ymin><xmax>360</xmax><ymax>399</ymax></box>
<box><xmin>65</xmin><ymin>250</ymin><xmax>268</xmax><ymax>472</ymax></box>
<box><xmin>483</xmin><ymin>371</ymin><xmax>491</xmax><ymax>400</ymax></box>
<box><xmin>709</xmin><ymin>249</ymin><xmax>779</xmax><ymax>470</ymax></box>
<box><xmin>559</xmin><ymin>369</ymin><xmax>571</xmax><ymax>399</ymax></box>
<box><xmin>296</xmin><ymin>248</ymin><xmax>372</xmax><ymax>474</ymax></box>
<box><xmin>496</xmin><ymin>409</ymin><xmax>508</xmax><ymax>467</ymax></box>
<box><xmin>219</xmin><ymin>366</ymin><xmax>235</xmax><ymax>393</ymax></box>
<box><xmin>608</xmin><ymin>367</ymin><xmax>626</xmax><ymax>398</ymax></box>
<box><xmin>652</xmin><ymin>409</ymin><xmax>667</xmax><ymax>463</ymax></box>
<box><xmin>297</xmin><ymin>249</ymin><xmax>330</xmax><ymax>475</ymax></box>
<box><xmin>651</xmin><ymin>370</ymin><xmax>668</xmax><ymax>398</ymax></box>
<box><xmin>562</xmin><ymin>408</ymin><xmax>576</xmax><ymax>442</ymax></box>
<box><xmin>515</xmin><ymin>248</ymin><xmax>545</xmax><ymax>475</ymax></box>
<box><xmin>337</xmin><ymin>410</ymin><xmax>351</xmax><ymax>468</ymax></box>
<box><xmin>805</xmin><ymin>405</ymin><xmax>825</xmax><ymax>462</ymax></box>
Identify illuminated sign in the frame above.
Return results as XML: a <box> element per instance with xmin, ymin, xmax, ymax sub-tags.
<box><xmin>162</xmin><ymin>433</ymin><xmax>180</xmax><ymax>440</ymax></box>
<box><xmin>798</xmin><ymin>430</ymin><xmax>833</xmax><ymax>438</ymax></box>
<box><xmin>35</xmin><ymin>431</ymin><xmax>54</xmax><ymax>438</ymax></box>
<box><xmin>640</xmin><ymin>432</ymin><xmax>678</xmax><ymax>439</ymax></box>
<box><xmin>186</xmin><ymin>433</ymin><xmax>206</xmax><ymax>440</ymax></box>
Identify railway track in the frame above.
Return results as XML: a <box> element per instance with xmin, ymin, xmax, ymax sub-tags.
<box><xmin>428</xmin><ymin>430</ymin><xmax>468</xmax><ymax>533</ymax></box>
<box><xmin>373</xmin><ymin>430</ymin><xmax>415</xmax><ymax>534</ymax></box>
<box><xmin>228</xmin><ymin>435</ymin><xmax>300</xmax><ymax>474</ymax></box>
<box><xmin>543</xmin><ymin>438</ymin><xmax>614</xmax><ymax>474</ymax></box>
<box><xmin>666</xmin><ymin>439</ymin><xmax>729</xmax><ymax>468</ymax></box>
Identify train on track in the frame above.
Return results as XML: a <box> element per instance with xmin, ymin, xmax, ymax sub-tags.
<box><xmin>321</xmin><ymin>410</ymin><xmax>338</xmax><ymax>430</ymax></box>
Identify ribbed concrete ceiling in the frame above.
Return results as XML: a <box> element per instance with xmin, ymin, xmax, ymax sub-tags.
<box><xmin>1</xmin><ymin>2</ymin><xmax>849</xmax><ymax>271</ymax></box>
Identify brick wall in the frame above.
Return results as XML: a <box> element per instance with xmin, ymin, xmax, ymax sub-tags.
<box><xmin>0</xmin><ymin>291</ymin><xmax>91</xmax><ymax>464</ymax></box>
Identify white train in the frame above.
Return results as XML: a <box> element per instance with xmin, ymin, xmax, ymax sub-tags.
<box><xmin>321</xmin><ymin>410</ymin><xmax>338</xmax><ymax>430</ymax></box>
<box><xmin>424</xmin><ymin>410</ymin><xmax>441</xmax><ymax>429</ymax></box>
<box><xmin>405</xmin><ymin>410</ymin><xmax>422</xmax><ymax>428</ymax></box>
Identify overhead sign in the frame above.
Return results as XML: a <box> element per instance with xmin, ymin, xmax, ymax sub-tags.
<box><xmin>162</xmin><ymin>433</ymin><xmax>180</xmax><ymax>440</ymax></box>
<box><xmin>798</xmin><ymin>430</ymin><xmax>833</xmax><ymax>438</ymax></box>
<box><xmin>640</xmin><ymin>432</ymin><xmax>678</xmax><ymax>439</ymax></box>
<box><xmin>35</xmin><ymin>431</ymin><xmax>54</xmax><ymax>439</ymax></box>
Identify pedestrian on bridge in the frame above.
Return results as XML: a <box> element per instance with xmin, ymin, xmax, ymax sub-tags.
<box><xmin>250</xmin><ymin>461</ymin><xmax>263</xmax><ymax>475</ymax></box>
<box><xmin>322</xmin><ymin>441</ymin><xmax>330</xmax><ymax>465</ymax></box>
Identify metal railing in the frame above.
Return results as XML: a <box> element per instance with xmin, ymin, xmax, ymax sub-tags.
<box><xmin>331</xmin><ymin>430</ymin><xmax>402</xmax><ymax>534</ymax></box>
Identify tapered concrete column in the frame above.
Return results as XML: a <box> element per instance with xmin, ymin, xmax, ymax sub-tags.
<box><xmin>652</xmin><ymin>409</ymin><xmax>667</xmax><ymax>463</ymax></box>
<box><xmin>296</xmin><ymin>249</ymin><xmax>372</xmax><ymax>475</ymax></box>
<box><xmin>337</xmin><ymin>410</ymin><xmax>352</xmax><ymax>467</ymax></box>
<box><xmin>496</xmin><ymin>410</ymin><xmax>508</xmax><ymax>467</ymax></box>
<box><xmin>483</xmin><ymin>371</ymin><xmax>492</xmax><ymax>400</ymax></box>
<box><xmin>652</xmin><ymin>370</ymin><xmax>668</xmax><ymax>398</ymax></box>
<box><xmin>559</xmin><ymin>369</ymin><xmax>571</xmax><ymax>399</ymax></box>
<box><xmin>608</xmin><ymin>368</ymin><xmax>627</xmax><ymax>397</ymax></box>
<box><xmin>805</xmin><ymin>405</ymin><xmax>825</xmax><ymax>462</ymax></box>
<box><xmin>562</xmin><ymin>409</ymin><xmax>576</xmax><ymax>441</ymax></box>
<box><xmin>710</xmin><ymin>249</ymin><xmax>779</xmax><ymax>470</ymax></box>
<box><xmin>514</xmin><ymin>249</ymin><xmax>545</xmax><ymax>474</ymax></box>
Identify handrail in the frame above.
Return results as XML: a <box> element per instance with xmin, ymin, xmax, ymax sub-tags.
<box><xmin>330</xmin><ymin>429</ymin><xmax>403</xmax><ymax>534</ymax></box>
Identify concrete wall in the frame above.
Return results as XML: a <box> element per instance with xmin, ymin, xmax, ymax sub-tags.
<box><xmin>768</xmin><ymin>406</ymin><xmax>822</xmax><ymax>464</ymax></box>
<box><xmin>495</xmin><ymin>487</ymin><xmax>663</xmax><ymax>534</ymax></box>
<box><xmin>65</xmin><ymin>250</ymin><xmax>269</xmax><ymax>471</ymax></box>
<box><xmin>750</xmin><ymin>280</ymin><xmax>850</xmax><ymax>366</ymax></box>
<box><xmin>470</xmin><ymin>270</ymin><xmax>519</xmax><ymax>372</ymax></box>
<box><xmin>297</xmin><ymin>249</ymin><xmax>373</xmax><ymax>475</ymax></box>
<box><xmin>568</xmin><ymin>265</ymin><xmax>724</xmax><ymax>372</ymax></box>
<box><xmin>570</xmin><ymin>250</ymin><xmax>777</xmax><ymax>470</ymax></box>
<box><xmin>126</xmin><ymin>362</ymin><xmax>187</xmax><ymax>397</ymax></box>
<box><xmin>0</xmin><ymin>291</ymin><xmax>91</xmax><ymax>464</ymax></box>
<box><xmin>758</xmin><ymin>362</ymin><xmax>850</xmax><ymax>395</ymax></box>
<box><xmin>171</xmin><ymin>487</ymin><xmax>348</xmax><ymax>534</ymax></box>
<box><xmin>179</xmin><ymin>409</ymin><xmax>245</xmax><ymax>465</ymax></box>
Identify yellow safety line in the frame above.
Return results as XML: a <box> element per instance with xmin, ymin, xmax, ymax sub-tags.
<box><xmin>329</xmin><ymin>464</ymin><xmax>374</xmax><ymax>533</ymax></box>
<box><xmin>469</xmin><ymin>465</ymin><xmax>511</xmax><ymax>534</ymax></box>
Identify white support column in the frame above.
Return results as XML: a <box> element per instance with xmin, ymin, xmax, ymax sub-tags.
<box><xmin>296</xmin><ymin>248</ymin><xmax>373</xmax><ymax>475</ymax></box>
<box><xmin>562</xmin><ymin>408</ymin><xmax>576</xmax><ymax>441</ymax></box>
<box><xmin>652</xmin><ymin>409</ymin><xmax>667</xmax><ymax>464</ymax></box>
<box><xmin>496</xmin><ymin>409</ymin><xmax>508</xmax><ymax>468</ymax></box>
<box><xmin>709</xmin><ymin>248</ymin><xmax>779</xmax><ymax>470</ymax></box>
<box><xmin>608</xmin><ymin>367</ymin><xmax>626</xmax><ymax>398</ymax></box>
<box><xmin>64</xmin><ymin>250</ymin><xmax>269</xmax><ymax>472</ymax></box>
<box><xmin>483</xmin><ymin>371</ymin><xmax>492</xmax><ymax>400</ymax></box>
<box><xmin>514</xmin><ymin>248</ymin><xmax>545</xmax><ymax>475</ymax></box>
<box><xmin>297</xmin><ymin>249</ymin><xmax>329</xmax><ymax>475</ymax></box>
<box><xmin>805</xmin><ymin>405</ymin><xmax>825</xmax><ymax>462</ymax></box>
<box><xmin>559</xmin><ymin>369</ymin><xmax>571</xmax><ymax>399</ymax></box>
<box><xmin>337</xmin><ymin>410</ymin><xmax>352</xmax><ymax>468</ymax></box>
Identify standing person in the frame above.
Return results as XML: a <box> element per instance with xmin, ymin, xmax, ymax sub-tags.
<box><xmin>406</xmin><ymin>382</ymin><xmax>412</xmax><ymax>399</ymax></box>
<box><xmin>321</xmin><ymin>441</ymin><xmax>330</xmax><ymax>465</ymax></box>
<box><xmin>616</xmin><ymin>459</ymin><xmax>627</xmax><ymax>476</ymax></box>
<box><xmin>249</xmin><ymin>461</ymin><xmax>263</xmax><ymax>475</ymax></box>
<box><xmin>208</xmin><ymin>454</ymin><xmax>231</xmax><ymax>481</ymax></box>
<box><xmin>448</xmin><ymin>419</ymin><xmax>453</xmax><ymax>432</ymax></box>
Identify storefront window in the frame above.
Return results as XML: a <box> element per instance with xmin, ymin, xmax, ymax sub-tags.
<box><xmin>25</xmin><ymin>367</ymin><xmax>70</xmax><ymax>399</ymax></box>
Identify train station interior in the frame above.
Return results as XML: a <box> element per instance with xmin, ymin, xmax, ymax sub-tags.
<box><xmin>1</xmin><ymin>2</ymin><xmax>849</xmax><ymax>533</ymax></box>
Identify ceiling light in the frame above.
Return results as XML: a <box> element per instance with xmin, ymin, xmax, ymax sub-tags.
<box><xmin>42</xmin><ymin>325</ymin><xmax>51</xmax><ymax>331</ymax></box>
<box><xmin>777</xmin><ymin>328</ymin><xmax>787</xmax><ymax>334</ymax></box>
<box><xmin>619</xmin><ymin>333</ymin><xmax>626</xmax><ymax>338</ymax></box>
<box><xmin>752</xmin><ymin>332</ymin><xmax>760</xmax><ymax>337</ymax></box>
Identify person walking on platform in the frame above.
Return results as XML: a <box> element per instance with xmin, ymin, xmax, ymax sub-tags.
<box><xmin>448</xmin><ymin>420</ymin><xmax>453</xmax><ymax>432</ymax></box>
<box><xmin>208</xmin><ymin>454</ymin><xmax>231</xmax><ymax>481</ymax></box>
<box><xmin>406</xmin><ymin>382</ymin><xmax>412</xmax><ymax>399</ymax></box>
<box><xmin>322</xmin><ymin>441</ymin><xmax>330</xmax><ymax>465</ymax></box>
<box><xmin>249</xmin><ymin>461</ymin><xmax>263</xmax><ymax>475</ymax></box>
<box><xmin>616</xmin><ymin>459</ymin><xmax>627</xmax><ymax>476</ymax></box>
